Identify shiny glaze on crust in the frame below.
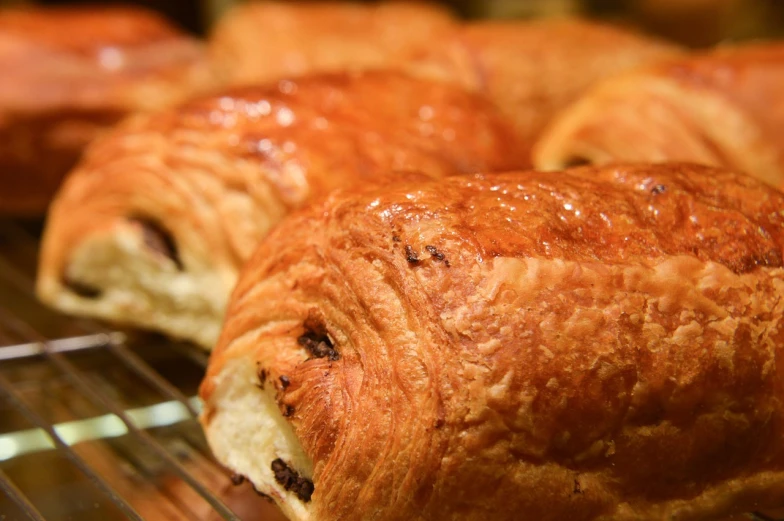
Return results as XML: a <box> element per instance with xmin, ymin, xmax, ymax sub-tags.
<box><xmin>204</xmin><ymin>162</ymin><xmax>784</xmax><ymax>521</ymax></box>
<box><xmin>399</xmin><ymin>163</ymin><xmax>784</xmax><ymax>274</ymax></box>
<box><xmin>166</xmin><ymin>72</ymin><xmax>530</xmax><ymax>203</ymax></box>
<box><xmin>65</xmin><ymin>69</ymin><xmax>529</xmax><ymax>222</ymax></box>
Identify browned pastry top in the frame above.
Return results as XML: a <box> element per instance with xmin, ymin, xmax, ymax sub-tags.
<box><xmin>68</xmin><ymin>70</ymin><xmax>528</xmax><ymax>217</ymax></box>
<box><xmin>204</xmin><ymin>162</ymin><xmax>784</xmax><ymax>521</ymax></box>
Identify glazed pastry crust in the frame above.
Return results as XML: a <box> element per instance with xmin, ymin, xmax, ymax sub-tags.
<box><xmin>534</xmin><ymin>43</ymin><xmax>784</xmax><ymax>189</ymax></box>
<box><xmin>201</xmin><ymin>163</ymin><xmax>784</xmax><ymax>521</ymax></box>
<box><xmin>209</xmin><ymin>2</ymin><xmax>679</xmax><ymax>154</ymax></box>
<box><xmin>36</xmin><ymin>71</ymin><xmax>528</xmax><ymax>347</ymax></box>
<box><xmin>0</xmin><ymin>6</ymin><xmax>214</xmax><ymax>215</ymax></box>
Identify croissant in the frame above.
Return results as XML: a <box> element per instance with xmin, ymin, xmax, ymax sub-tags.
<box><xmin>0</xmin><ymin>6</ymin><xmax>215</xmax><ymax>216</ymax></box>
<box><xmin>534</xmin><ymin>43</ymin><xmax>784</xmax><ymax>189</ymax></box>
<box><xmin>36</xmin><ymin>71</ymin><xmax>528</xmax><ymax>348</ymax></box>
<box><xmin>209</xmin><ymin>1</ymin><xmax>680</xmax><ymax>155</ymax></box>
<box><xmin>200</xmin><ymin>162</ymin><xmax>784</xmax><ymax>521</ymax></box>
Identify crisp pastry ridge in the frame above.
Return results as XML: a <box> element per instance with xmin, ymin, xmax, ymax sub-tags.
<box><xmin>534</xmin><ymin>43</ymin><xmax>784</xmax><ymax>189</ymax></box>
<box><xmin>200</xmin><ymin>162</ymin><xmax>784</xmax><ymax>521</ymax></box>
<box><xmin>0</xmin><ymin>5</ymin><xmax>216</xmax><ymax>215</ymax></box>
<box><xmin>36</xmin><ymin>71</ymin><xmax>529</xmax><ymax>348</ymax></box>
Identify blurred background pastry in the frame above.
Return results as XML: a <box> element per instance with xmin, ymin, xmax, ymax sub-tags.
<box><xmin>533</xmin><ymin>43</ymin><xmax>784</xmax><ymax>188</ymax></box>
<box><xmin>0</xmin><ymin>5</ymin><xmax>215</xmax><ymax>216</ymax></box>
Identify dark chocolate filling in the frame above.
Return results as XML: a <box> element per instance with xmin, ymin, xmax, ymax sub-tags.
<box><xmin>271</xmin><ymin>459</ymin><xmax>314</xmax><ymax>502</ymax></box>
<box><xmin>256</xmin><ymin>366</ymin><xmax>267</xmax><ymax>390</ymax></box>
<box><xmin>129</xmin><ymin>217</ymin><xmax>183</xmax><ymax>270</ymax></box>
<box><xmin>404</xmin><ymin>245</ymin><xmax>420</xmax><ymax>264</ymax></box>
<box><xmin>562</xmin><ymin>156</ymin><xmax>592</xmax><ymax>168</ymax></box>
<box><xmin>297</xmin><ymin>315</ymin><xmax>339</xmax><ymax>361</ymax></box>
<box><xmin>230</xmin><ymin>473</ymin><xmax>246</xmax><ymax>486</ymax></box>
<box><xmin>62</xmin><ymin>275</ymin><xmax>103</xmax><ymax>299</ymax></box>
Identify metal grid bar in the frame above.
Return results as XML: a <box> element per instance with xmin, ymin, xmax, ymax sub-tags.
<box><xmin>106</xmin><ymin>342</ymin><xmax>201</xmax><ymax>418</ymax></box>
<box><xmin>0</xmin><ymin>306</ymin><xmax>241</xmax><ymax>521</ymax></box>
<box><xmin>0</xmin><ymin>371</ymin><xmax>144</xmax><ymax>521</ymax></box>
<box><xmin>0</xmin><ymin>219</ymin><xmax>250</xmax><ymax>520</ymax></box>
<box><xmin>0</xmin><ymin>466</ymin><xmax>47</xmax><ymax>521</ymax></box>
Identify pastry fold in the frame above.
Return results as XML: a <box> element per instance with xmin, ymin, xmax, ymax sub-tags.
<box><xmin>0</xmin><ymin>6</ymin><xmax>214</xmax><ymax>215</ymax></box>
<box><xmin>36</xmin><ymin>71</ymin><xmax>528</xmax><ymax>347</ymax></box>
<box><xmin>534</xmin><ymin>44</ymin><xmax>784</xmax><ymax>188</ymax></box>
<box><xmin>209</xmin><ymin>2</ymin><xmax>680</xmax><ymax>153</ymax></box>
<box><xmin>200</xmin><ymin>163</ymin><xmax>784</xmax><ymax>521</ymax></box>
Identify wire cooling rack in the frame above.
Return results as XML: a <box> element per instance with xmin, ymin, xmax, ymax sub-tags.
<box><xmin>0</xmin><ymin>219</ymin><xmax>285</xmax><ymax>521</ymax></box>
<box><xmin>0</xmin><ymin>217</ymin><xmax>781</xmax><ymax>521</ymax></box>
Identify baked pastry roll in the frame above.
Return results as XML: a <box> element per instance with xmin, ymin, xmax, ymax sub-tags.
<box><xmin>534</xmin><ymin>44</ymin><xmax>784</xmax><ymax>188</ymax></box>
<box><xmin>0</xmin><ymin>6</ymin><xmax>214</xmax><ymax>215</ymax></box>
<box><xmin>200</xmin><ymin>162</ymin><xmax>784</xmax><ymax>521</ymax></box>
<box><xmin>36</xmin><ymin>71</ymin><xmax>528</xmax><ymax>348</ymax></box>
<box><xmin>209</xmin><ymin>2</ymin><xmax>680</xmax><ymax>155</ymax></box>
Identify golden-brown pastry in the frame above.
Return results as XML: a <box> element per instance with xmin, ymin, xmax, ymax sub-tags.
<box><xmin>200</xmin><ymin>162</ymin><xmax>784</xmax><ymax>521</ymax></box>
<box><xmin>36</xmin><ymin>71</ymin><xmax>529</xmax><ymax>348</ymax></box>
<box><xmin>208</xmin><ymin>1</ymin><xmax>457</xmax><ymax>85</ymax></box>
<box><xmin>534</xmin><ymin>43</ymin><xmax>784</xmax><ymax>189</ymax></box>
<box><xmin>0</xmin><ymin>6</ymin><xmax>215</xmax><ymax>216</ymax></box>
<box><xmin>209</xmin><ymin>2</ymin><xmax>680</xmax><ymax>157</ymax></box>
<box><xmin>408</xmin><ymin>19</ymin><xmax>682</xmax><ymax>158</ymax></box>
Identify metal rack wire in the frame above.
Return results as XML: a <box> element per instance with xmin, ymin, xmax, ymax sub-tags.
<box><xmin>0</xmin><ymin>219</ymin><xmax>284</xmax><ymax>521</ymax></box>
<box><xmin>0</xmin><ymin>217</ymin><xmax>781</xmax><ymax>521</ymax></box>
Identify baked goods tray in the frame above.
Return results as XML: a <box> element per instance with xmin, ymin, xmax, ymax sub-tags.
<box><xmin>0</xmin><ymin>218</ymin><xmax>284</xmax><ymax>521</ymax></box>
<box><xmin>0</xmin><ymin>216</ymin><xmax>779</xmax><ymax>521</ymax></box>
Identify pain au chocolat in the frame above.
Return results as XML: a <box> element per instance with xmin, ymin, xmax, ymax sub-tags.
<box><xmin>0</xmin><ymin>5</ymin><xmax>214</xmax><ymax>215</ymax></box>
<box><xmin>534</xmin><ymin>43</ymin><xmax>784</xmax><ymax>189</ymax></box>
<box><xmin>200</xmin><ymin>162</ymin><xmax>784</xmax><ymax>521</ymax></box>
<box><xmin>36</xmin><ymin>71</ymin><xmax>528</xmax><ymax>348</ymax></box>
